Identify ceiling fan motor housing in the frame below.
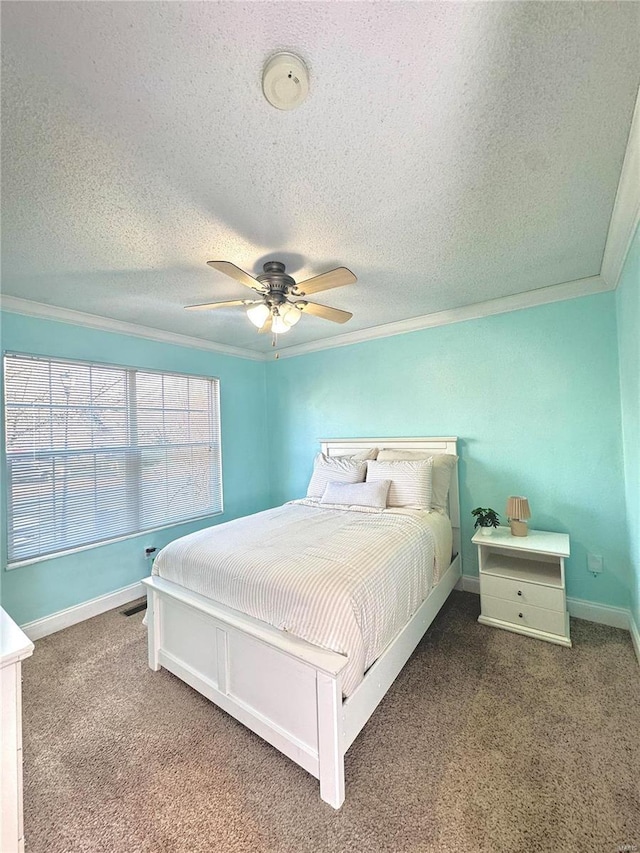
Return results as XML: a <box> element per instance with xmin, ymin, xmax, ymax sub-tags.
<box><xmin>256</xmin><ymin>261</ymin><xmax>297</xmax><ymax>298</ymax></box>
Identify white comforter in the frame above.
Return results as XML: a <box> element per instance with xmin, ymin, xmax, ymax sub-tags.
<box><xmin>152</xmin><ymin>502</ymin><xmax>447</xmax><ymax>696</ymax></box>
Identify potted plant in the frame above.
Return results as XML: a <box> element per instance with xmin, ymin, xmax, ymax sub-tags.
<box><xmin>472</xmin><ymin>507</ymin><xmax>500</xmax><ymax>536</ymax></box>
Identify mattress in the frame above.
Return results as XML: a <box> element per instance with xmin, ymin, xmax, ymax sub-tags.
<box><xmin>152</xmin><ymin>502</ymin><xmax>451</xmax><ymax>696</ymax></box>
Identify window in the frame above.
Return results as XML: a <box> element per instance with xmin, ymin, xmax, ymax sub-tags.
<box><xmin>3</xmin><ymin>353</ymin><xmax>222</xmax><ymax>566</ymax></box>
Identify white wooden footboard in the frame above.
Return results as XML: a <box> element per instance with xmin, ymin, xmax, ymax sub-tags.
<box><xmin>142</xmin><ymin>552</ymin><xmax>460</xmax><ymax>809</ymax></box>
<box><xmin>142</xmin><ymin>576</ymin><xmax>349</xmax><ymax>807</ymax></box>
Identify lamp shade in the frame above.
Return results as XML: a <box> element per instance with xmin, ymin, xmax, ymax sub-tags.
<box><xmin>246</xmin><ymin>303</ymin><xmax>270</xmax><ymax>328</ymax></box>
<box><xmin>506</xmin><ymin>496</ymin><xmax>531</xmax><ymax>521</ymax></box>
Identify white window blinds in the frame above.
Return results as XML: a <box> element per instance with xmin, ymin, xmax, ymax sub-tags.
<box><xmin>4</xmin><ymin>353</ymin><xmax>222</xmax><ymax>565</ymax></box>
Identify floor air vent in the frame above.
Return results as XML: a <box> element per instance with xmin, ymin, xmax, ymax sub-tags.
<box><xmin>122</xmin><ymin>602</ymin><xmax>147</xmax><ymax>617</ymax></box>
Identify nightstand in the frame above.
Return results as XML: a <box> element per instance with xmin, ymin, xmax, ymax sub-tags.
<box><xmin>473</xmin><ymin>526</ymin><xmax>571</xmax><ymax>647</ymax></box>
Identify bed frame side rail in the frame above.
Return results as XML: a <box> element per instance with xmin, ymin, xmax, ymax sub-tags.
<box><xmin>340</xmin><ymin>552</ymin><xmax>461</xmax><ymax>751</ymax></box>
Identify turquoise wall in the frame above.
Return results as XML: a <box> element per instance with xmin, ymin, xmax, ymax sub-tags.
<box><xmin>0</xmin><ymin>311</ymin><xmax>269</xmax><ymax>624</ymax></box>
<box><xmin>266</xmin><ymin>292</ymin><xmax>629</xmax><ymax>609</ymax></box>
<box><xmin>615</xmin><ymin>224</ymin><xmax>640</xmax><ymax>629</ymax></box>
<box><xmin>1</xmin><ymin>283</ymin><xmax>634</xmax><ymax>626</ymax></box>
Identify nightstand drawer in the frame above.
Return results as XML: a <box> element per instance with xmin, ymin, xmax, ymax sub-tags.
<box><xmin>481</xmin><ymin>595</ymin><xmax>566</xmax><ymax>636</ymax></box>
<box><xmin>480</xmin><ymin>574</ymin><xmax>564</xmax><ymax>612</ymax></box>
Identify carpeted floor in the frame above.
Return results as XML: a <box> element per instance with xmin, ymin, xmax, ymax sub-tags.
<box><xmin>21</xmin><ymin>591</ymin><xmax>639</xmax><ymax>853</ymax></box>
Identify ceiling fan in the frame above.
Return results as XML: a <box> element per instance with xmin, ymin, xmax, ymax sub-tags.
<box><xmin>185</xmin><ymin>260</ymin><xmax>357</xmax><ymax>335</ymax></box>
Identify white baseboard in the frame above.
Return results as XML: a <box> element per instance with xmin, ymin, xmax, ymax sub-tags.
<box><xmin>456</xmin><ymin>575</ymin><xmax>480</xmax><ymax>594</ymax></box>
<box><xmin>457</xmin><ymin>578</ymin><xmax>637</xmax><ymax>658</ymax></box>
<box><xmin>566</xmin><ymin>597</ymin><xmax>630</xmax><ymax>630</ymax></box>
<box><xmin>630</xmin><ymin>613</ymin><xmax>640</xmax><ymax>667</ymax></box>
<box><xmin>21</xmin><ymin>581</ymin><xmax>145</xmax><ymax>641</ymax></box>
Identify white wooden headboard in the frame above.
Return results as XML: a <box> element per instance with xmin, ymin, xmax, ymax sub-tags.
<box><xmin>320</xmin><ymin>437</ymin><xmax>460</xmax><ymax>561</ymax></box>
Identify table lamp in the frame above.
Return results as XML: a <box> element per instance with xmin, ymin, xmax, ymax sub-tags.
<box><xmin>506</xmin><ymin>496</ymin><xmax>531</xmax><ymax>537</ymax></box>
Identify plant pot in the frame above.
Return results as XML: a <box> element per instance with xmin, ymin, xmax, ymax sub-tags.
<box><xmin>480</xmin><ymin>527</ymin><xmax>493</xmax><ymax>536</ymax></box>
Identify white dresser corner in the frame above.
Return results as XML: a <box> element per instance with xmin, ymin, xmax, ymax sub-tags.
<box><xmin>1</xmin><ymin>607</ymin><xmax>34</xmax><ymax>853</ymax></box>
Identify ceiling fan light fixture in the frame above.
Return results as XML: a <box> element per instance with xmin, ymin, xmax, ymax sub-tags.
<box><xmin>271</xmin><ymin>311</ymin><xmax>292</xmax><ymax>334</ymax></box>
<box><xmin>279</xmin><ymin>302</ymin><xmax>302</xmax><ymax>327</ymax></box>
<box><xmin>192</xmin><ymin>259</ymin><xmax>356</xmax><ymax>334</ymax></box>
<box><xmin>246</xmin><ymin>302</ymin><xmax>270</xmax><ymax>328</ymax></box>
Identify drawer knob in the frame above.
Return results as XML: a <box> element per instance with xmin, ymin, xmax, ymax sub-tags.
<box><xmin>518</xmin><ymin>613</ymin><xmax>523</xmax><ymax>618</ymax></box>
<box><xmin>517</xmin><ymin>590</ymin><xmax>522</xmax><ymax>596</ymax></box>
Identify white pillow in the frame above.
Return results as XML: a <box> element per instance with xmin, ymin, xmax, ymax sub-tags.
<box><xmin>332</xmin><ymin>448</ymin><xmax>378</xmax><ymax>462</ymax></box>
<box><xmin>377</xmin><ymin>450</ymin><xmax>458</xmax><ymax>513</ymax></box>
<box><xmin>306</xmin><ymin>454</ymin><xmax>367</xmax><ymax>499</ymax></box>
<box><xmin>366</xmin><ymin>458</ymin><xmax>433</xmax><ymax>510</ymax></box>
<box><xmin>320</xmin><ymin>479</ymin><xmax>391</xmax><ymax>509</ymax></box>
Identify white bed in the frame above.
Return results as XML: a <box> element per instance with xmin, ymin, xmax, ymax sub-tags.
<box><xmin>143</xmin><ymin>437</ymin><xmax>461</xmax><ymax>808</ymax></box>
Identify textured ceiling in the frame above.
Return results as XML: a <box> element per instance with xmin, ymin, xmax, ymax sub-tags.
<box><xmin>2</xmin><ymin>1</ymin><xmax>639</xmax><ymax>354</ymax></box>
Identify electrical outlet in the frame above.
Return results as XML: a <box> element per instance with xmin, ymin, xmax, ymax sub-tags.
<box><xmin>587</xmin><ymin>553</ymin><xmax>603</xmax><ymax>575</ymax></box>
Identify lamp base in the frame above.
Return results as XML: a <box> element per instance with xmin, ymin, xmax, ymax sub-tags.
<box><xmin>509</xmin><ymin>519</ymin><xmax>528</xmax><ymax>537</ymax></box>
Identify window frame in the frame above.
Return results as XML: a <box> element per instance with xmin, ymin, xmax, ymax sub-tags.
<box><xmin>2</xmin><ymin>351</ymin><xmax>223</xmax><ymax>569</ymax></box>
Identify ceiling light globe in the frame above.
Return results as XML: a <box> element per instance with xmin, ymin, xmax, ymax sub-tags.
<box><xmin>246</xmin><ymin>303</ymin><xmax>270</xmax><ymax>328</ymax></box>
<box><xmin>279</xmin><ymin>303</ymin><xmax>302</xmax><ymax>327</ymax></box>
<box><xmin>271</xmin><ymin>312</ymin><xmax>291</xmax><ymax>334</ymax></box>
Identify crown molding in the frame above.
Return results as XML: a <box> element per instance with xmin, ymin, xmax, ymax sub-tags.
<box><xmin>274</xmin><ymin>274</ymin><xmax>608</xmax><ymax>360</ymax></box>
<box><xmin>0</xmin><ymin>295</ymin><xmax>264</xmax><ymax>362</ymax></box>
<box><xmin>601</xmin><ymin>84</ymin><xmax>640</xmax><ymax>290</ymax></box>
<box><xmin>0</xmin><ymin>272</ymin><xmax>611</xmax><ymax>365</ymax></box>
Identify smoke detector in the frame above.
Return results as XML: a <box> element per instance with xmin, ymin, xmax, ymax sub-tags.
<box><xmin>262</xmin><ymin>53</ymin><xmax>309</xmax><ymax>111</ymax></box>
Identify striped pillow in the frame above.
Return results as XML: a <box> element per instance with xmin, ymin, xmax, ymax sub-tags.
<box><xmin>306</xmin><ymin>454</ymin><xmax>367</xmax><ymax>499</ymax></box>
<box><xmin>320</xmin><ymin>479</ymin><xmax>391</xmax><ymax>509</ymax></box>
<box><xmin>365</xmin><ymin>458</ymin><xmax>433</xmax><ymax>510</ymax></box>
<box><xmin>377</xmin><ymin>450</ymin><xmax>458</xmax><ymax>513</ymax></box>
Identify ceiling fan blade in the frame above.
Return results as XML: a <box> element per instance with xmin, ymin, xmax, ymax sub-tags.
<box><xmin>297</xmin><ymin>301</ymin><xmax>353</xmax><ymax>324</ymax></box>
<box><xmin>185</xmin><ymin>299</ymin><xmax>258</xmax><ymax>311</ymax></box>
<box><xmin>207</xmin><ymin>261</ymin><xmax>265</xmax><ymax>291</ymax></box>
<box><xmin>258</xmin><ymin>314</ymin><xmax>273</xmax><ymax>334</ymax></box>
<box><xmin>295</xmin><ymin>267</ymin><xmax>357</xmax><ymax>296</ymax></box>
